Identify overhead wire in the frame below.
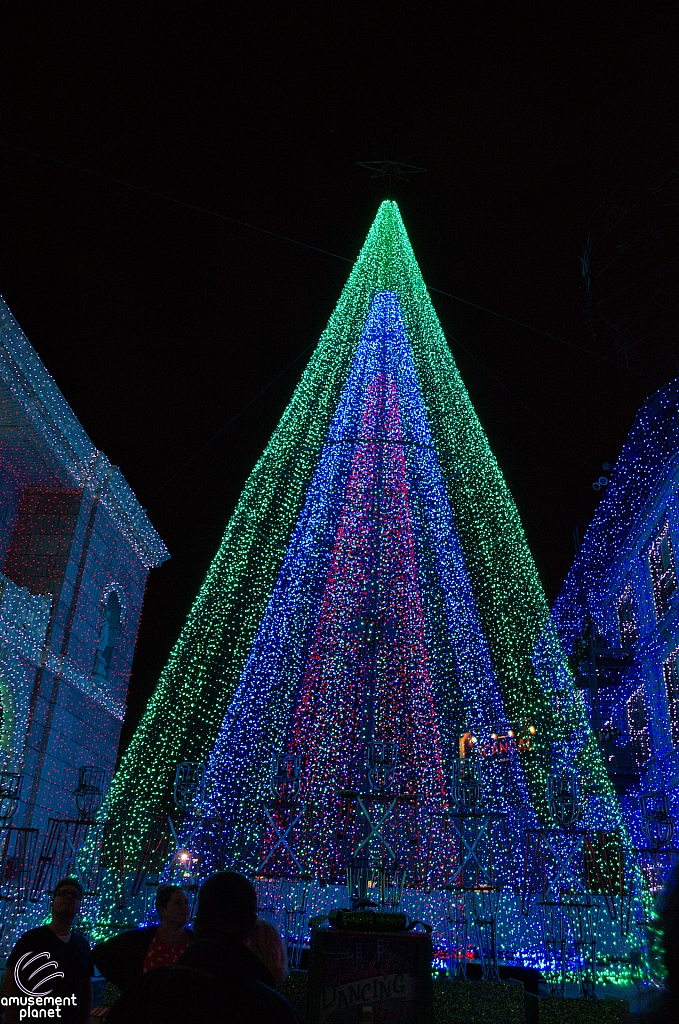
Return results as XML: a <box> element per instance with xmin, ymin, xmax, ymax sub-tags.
<box><xmin>0</xmin><ymin>139</ymin><xmax>659</xmax><ymax>378</ymax></box>
<box><xmin>442</xmin><ymin>326</ymin><xmax>585</xmax><ymax>464</ymax></box>
<box><xmin>0</xmin><ymin>140</ymin><xmax>353</xmax><ymax>265</ymax></box>
<box><xmin>0</xmin><ymin>138</ymin><xmax>658</xmax><ymax>495</ymax></box>
<box><xmin>147</xmin><ymin>339</ymin><xmax>318</xmax><ymax>499</ymax></box>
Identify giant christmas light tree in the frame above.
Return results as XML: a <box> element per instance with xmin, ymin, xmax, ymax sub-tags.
<box><xmin>99</xmin><ymin>202</ymin><xmax>642</xmax><ymax>971</ymax></box>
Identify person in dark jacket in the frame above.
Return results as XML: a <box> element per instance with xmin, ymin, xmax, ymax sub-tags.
<box><xmin>92</xmin><ymin>884</ymin><xmax>191</xmax><ymax>991</ymax></box>
<box><xmin>107</xmin><ymin>871</ymin><xmax>297</xmax><ymax>1024</ymax></box>
<box><xmin>3</xmin><ymin>876</ymin><xmax>93</xmax><ymax>1024</ymax></box>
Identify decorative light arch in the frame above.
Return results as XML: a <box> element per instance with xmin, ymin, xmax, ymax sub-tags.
<box><xmin>101</xmin><ymin>582</ymin><xmax>127</xmax><ymax>624</ymax></box>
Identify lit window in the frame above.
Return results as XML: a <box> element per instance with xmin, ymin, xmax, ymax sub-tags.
<box><xmin>664</xmin><ymin>650</ymin><xmax>679</xmax><ymax>747</ymax></box>
<box><xmin>649</xmin><ymin>523</ymin><xmax>677</xmax><ymax>617</ymax></box>
<box><xmin>616</xmin><ymin>586</ymin><xmax>638</xmax><ymax>647</ymax></box>
<box><xmin>92</xmin><ymin>591</ymin><xmax>122</xmax><ymax>687</ymax></box>
<box><xmin>626</xmin><ymin>686</ymin><xmax>651</xmax><ymax>766</ymax></box>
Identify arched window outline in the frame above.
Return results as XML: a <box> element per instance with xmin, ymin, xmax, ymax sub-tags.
<box><xmin>626</xmin><ymin>685</ymin><xmax>651</xmax><ymax>767</ymax></box>
<box><xmin>101</xmin><ymin>582</ymin><xmax>127</xmax><ymax>624</ymax></box>
<box><xmin>616</xmin><ymin>585</ymin><xmax>638</xmax><ymax>648</ymax></box>
<box><xmin>92</xmin><ymin>586</ymin><xmax>125</xmax><ymax>688</ymax></box>
<box><xmin>663</xmin><ymin>648</ymin><xmax>679</xmax><ymax>747</ymax></box>
<box><xmin>649</xmin><ymin>521</ymin><xmax>678</xmax><ymax>617</ymax></box>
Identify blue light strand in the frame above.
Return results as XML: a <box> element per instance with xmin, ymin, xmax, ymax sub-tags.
<box><xmin>196</xmin><ymin>292</ymin><xmax>536</xmax><ymax>880</ymax></box>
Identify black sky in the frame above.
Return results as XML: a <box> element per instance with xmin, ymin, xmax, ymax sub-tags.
<box><xmin>0</xmin><ymin>4</ymin><xmax>677</xmax><ymax>754</ymax></box>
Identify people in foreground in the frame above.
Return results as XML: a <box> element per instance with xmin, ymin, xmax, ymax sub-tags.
<box><xmin>107</xmin><ymin>871</ymin><xmax>298</xmax><ymax>1024</ymax></box>
<box><xmin>251</xmin><ymin>918</ymin><xmax>288</xmax><ymax>986</ymax></box>
<box><xmin>92</xmin><ymin>884</ymin><xmax>191</xmax><ymax>991</ymax></box>
<box><xmin>3</xmin><ymin>876</ymin><xmax>93</xmax><ymax>1024</ymax></box>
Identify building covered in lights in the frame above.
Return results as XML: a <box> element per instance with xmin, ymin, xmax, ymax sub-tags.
<box><xmin>0</xmin><ymin>297</ymin><xmax>169</xmax><ymax>840</ymax></box>
<box><xmin>553</xmin><ymin>378</ymin><xmax>679</xmax><ymax>884</ymax></box>
<box><xmin>98</xmin><ymin>202</ymin><xmax>643</xmax><ymax>983</ymax></box>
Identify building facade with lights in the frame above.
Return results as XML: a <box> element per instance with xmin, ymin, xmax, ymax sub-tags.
<box><xmin>0</xmin><ymin>297</ymin><xmax>169</xmax><ymax>837</ymax></box>
<box><xmin>553</xmin><ymin>378</ymin><xmax>679</xmax><ymax>875</ymax></box>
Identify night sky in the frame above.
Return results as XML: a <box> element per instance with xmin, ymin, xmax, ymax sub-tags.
<box><xmin>1</xmin><ymin>6</ymin><xmax>677</xmax><ymax>755</ymax></box>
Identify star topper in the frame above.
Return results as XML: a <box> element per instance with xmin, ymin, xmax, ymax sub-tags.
<box><xmin>355</xmin><ymin>160</ymin><xmax>427</xmax><ymax>183</ymax></box>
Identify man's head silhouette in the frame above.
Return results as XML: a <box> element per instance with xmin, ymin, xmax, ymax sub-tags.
<box><xmin>193</xmin><ymin>871</ymin><xmax>257</xmax><ymax>944</ymax></box>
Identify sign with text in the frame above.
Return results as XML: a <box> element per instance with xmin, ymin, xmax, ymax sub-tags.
<box><xmin>307</xmin><ymin>928</ymin><xmax>433</xmax><ymax>1024</ymax></box>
